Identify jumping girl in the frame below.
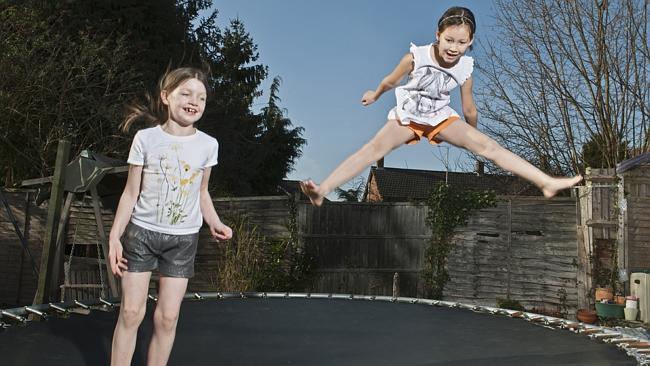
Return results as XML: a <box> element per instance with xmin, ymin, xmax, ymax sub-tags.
<box><xmin>300</xmin><ymin>6</ymin><xmax>582</xmax><ymax>206</ymax></box>
<box><xmin>108</xmin><ymin>67</ymin><xmax>232</xmax><ymax>366</ymax></box>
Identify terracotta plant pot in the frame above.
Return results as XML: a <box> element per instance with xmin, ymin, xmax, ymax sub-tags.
<box><xmin>576</xmin><ymin>308</ymin><xmax>598</xmax><ymax>324</ymax></box>
<box><xmin>595</xmin><ymin>287</ymin><xmax>614</xmax><ymax>302</ymax></box>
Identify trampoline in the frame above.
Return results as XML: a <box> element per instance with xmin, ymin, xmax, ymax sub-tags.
<box><xmin>0</xmin><ymin>293</ymin><xmax>642</xmax><ymax>365</ymax></box>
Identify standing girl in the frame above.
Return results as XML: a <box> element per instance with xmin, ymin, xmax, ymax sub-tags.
<box><xmin>300</xmin><ymin>6</ymin><xmax>582</xmax><ymax>206</ymax></box>
<box><xmin>108</xmin><ymin>67</ymin><xmax>232</xmax><ymax>366</ymax></box>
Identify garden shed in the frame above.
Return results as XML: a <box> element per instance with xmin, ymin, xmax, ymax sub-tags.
<box><xmin>576</xmin><ymin>153</ymin><xmax>650</xmax><ymax>309</ymax></box>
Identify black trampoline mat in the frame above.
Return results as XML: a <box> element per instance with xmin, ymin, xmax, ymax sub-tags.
<box><xmin>0</xmin><ymin>298</ymin><xmax>636</xmax><ymax>365</ymax></box>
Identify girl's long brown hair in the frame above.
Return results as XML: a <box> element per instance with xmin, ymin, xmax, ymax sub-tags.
<box><xmin>120</xmin><ymin>67</ymin><xmax>209</xmax><ymax>133</ymax></box>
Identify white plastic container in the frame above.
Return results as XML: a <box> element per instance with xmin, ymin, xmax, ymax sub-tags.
<box><xmin>626</xmin><ymin>297</ymin><xmax>638</xmax><ymax>309</ymax></box>
<box><xmin>627</xmin><ymin>299</ymin><xmax>638</xmax><ymax>309</ymax></box>
<box><xmin>625</xmin><ymin>307</ymin><xmax>639</xmax><ymax>321</ymax></box>
<box><xmin>630</xmin><ymin>273</ymin><xmax>650</xmax><ymax>323</ymax></box>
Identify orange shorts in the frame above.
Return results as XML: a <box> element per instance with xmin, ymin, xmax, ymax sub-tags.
<box><xmin>404</xmin><ymin>116</ymin><xmax>459</xmax><ymax>145</ymax></box>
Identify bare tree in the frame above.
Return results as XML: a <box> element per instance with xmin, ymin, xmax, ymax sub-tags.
<box><xmin>477</xmin><ymin>0</ymin><xmax>649</xmax><ymax>173</ymax></box>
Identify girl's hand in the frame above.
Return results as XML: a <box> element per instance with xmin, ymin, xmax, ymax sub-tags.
<box><xmin>361</xmin><ymin>90</ymin><xmax>377</xmax><ymax>106</ymax></box>
<box><xmin>210</xmin><ymin>221</ymin><xmax>233</xmax><ymax>241</ymax></box>
<box><xmin>108</xmin><ymin>239</ymin><xmax>128</xmax><ymax>277</ymax></box>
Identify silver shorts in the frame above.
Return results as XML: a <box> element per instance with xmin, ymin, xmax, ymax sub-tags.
<box><xmin>121</xmin><ymin>222</ymin><xmax>199</xmax><ymax>278</ymax></box>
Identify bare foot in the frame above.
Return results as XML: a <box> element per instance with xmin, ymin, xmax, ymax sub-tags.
<box><xmin>542</xmin><ymin>175</ymin><xmax>583</xmax><ymax>198</ymax></box>
<box><xmin>299</xmin><ymin>180</ymin><xmax>325</xmax><ymax>206</ymax></box>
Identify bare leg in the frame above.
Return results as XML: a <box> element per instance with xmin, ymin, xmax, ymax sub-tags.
<box><xmin>436</xmin><ymin>120</ymin><xmax>582</xmax><ymax>197</ymax></box>
<box><xmin>111</xmin><ymin>271</ymin><xmax>152</xmax><ymax>366</ymax></box>
<box><xmin>146</xmin><ymin>276</ymin><xmax>188</xmax><ymax>366</ymax></box>
<box><xmin>301</xmin><ymin>119</ymin><xmax>415</xmax><ymax>206</ymax></box>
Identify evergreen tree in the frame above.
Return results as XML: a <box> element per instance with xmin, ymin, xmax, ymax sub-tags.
<box><xmin>0</xmin><ymin>0</ymin><xmax>306</xmax><ymax>195</ymax></box>
<box><xmin>253</xmin><ymin>77</ymin><xmax>305</xmax><ymax>194</ymax></box>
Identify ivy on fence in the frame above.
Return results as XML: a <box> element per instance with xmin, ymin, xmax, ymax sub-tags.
<box><xmin>423</xmin><ymin>183</ymin><xmax>496</xmax><ymax>299</ymax></box>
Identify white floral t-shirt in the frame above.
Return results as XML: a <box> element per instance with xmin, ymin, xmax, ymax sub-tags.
<box><xmin>127</xmin><ymin>125</ymin><xmax>219</xmax><ymax>235</ymax></box>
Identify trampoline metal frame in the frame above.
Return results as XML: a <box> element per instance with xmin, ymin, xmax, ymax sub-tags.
<box><xmin>1</xmin><ymin>292</ymin><xmax>649</xmax><ymax>364</ymax></box>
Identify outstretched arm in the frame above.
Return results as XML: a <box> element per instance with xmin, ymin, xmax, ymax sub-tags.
<box><xmin>361</xmin><ymin>52</ymin><xmax>414</xmax><ymax>106</ymax></box>
<box><xmin>199</xmin><ymin>167</ymin><xmax>232</xmax><ymax>241</ymax></box>
<box><xmin>460</xmin><ymin>76</ymin><xmax>478</xmax><ymax>127</ymax></box>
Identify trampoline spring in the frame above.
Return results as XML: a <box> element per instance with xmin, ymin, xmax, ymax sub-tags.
<box><xmin>626</xmin><ymin>341</ymin><xmax>650</xmax><ymax>349</ymax></box>
<box><xmin>99</xmin><ymin>298</ymin><xmax>115</xmax><ymax>308</ymax></box>
<box><xmin>625</xmin><ymin>348</ymin><xmax>648</xmax><ymax>355</ymax></box>
<box><xmin>148</xmin><ymin>294</ymin><xmax>158</xmax><ymax>302</ymax></box>
<box><xmin>48</xmin><ymin>303</ymin><xmax>68</xmax><ymax>314</ymax></box>
<box><xmin>592</xmin><ymin>333</ymin><xmax>622</xmax><ymax>340</ymax></box>
<box><xmin>529</xmin><ymin>316</ymin><xmax>545</xmax><ymax>323</ymax></box>
<box><xmin>74</xmin><ymin>300</ymin><xmax>90</xmax><ymax>310</ymax></box>
<box><xmin>1</xmin><ymin>310</ymin><xmax>25</xmax><ymax>323</ymax></box>
<box><xmin>581</xmin><ymin>328</ymin><xmax>603</xmax><ymax>335</ymax></box>
<box><xmin>610</xmin><ymin>338</ymin><xmax>639</xmax><ymax>344</ymax></box>
<box><xmin>563</xmin><ymin>322</ymin><xmax>580</xmax><ymax>330</ymax></box>
<box><xmin>24</xmin><ymin>307</ymin><xmax>47</xmax><ymax>319</ymax></box>
<box><xmin>194</xmin><ymin>293</ymin><xmax>204</xmax><ymax>300</ymax></box>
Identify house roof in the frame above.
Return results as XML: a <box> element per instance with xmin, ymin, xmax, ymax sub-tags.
<box><xmin>278</xmin><ymin>180</ymin><xmax>330</xmax><ymax>202</ymax></box>
<box><xmin>365</xmin><ymin>166</ymin><xmax>540</xmax><ymax>201</ymax></box>
<box><xmin>617</xmin><ymin>152</ymin><xmax>650</xmax><ymax>174</ymax></box>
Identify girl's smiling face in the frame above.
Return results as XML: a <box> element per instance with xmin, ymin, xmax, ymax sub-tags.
<box><xmin>161</xmin><ymin>78</ymin><xmax>207</xmax><ymax>126</ymax></box>
<box><xmin>435</xmin><ymin>24</ymin><xmax>473</xmax><ymax>66</ymax></box>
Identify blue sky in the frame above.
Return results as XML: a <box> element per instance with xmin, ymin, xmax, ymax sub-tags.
<box><xmin>211</xmin><ymin>1</ymin><xmax>498</xmax><ymax>194</ymax></box>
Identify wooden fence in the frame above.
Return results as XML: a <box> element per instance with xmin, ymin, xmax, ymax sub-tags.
<box><xmin>445</xmin><ymin>198</ymin><xmax>577</xmax><ymax>315</ymax></box>
<box><xmin>0</xmin><ymin>190</ymin><xmax>45</xmax><ymax>307</ymax></box>
<box><xmin>624</xmin><ymin>167</ymin><xmax>650</xmax><ymax>270</ymax></box>
<box><xmin>300</xmin><ymin>197</ymin><xmax>579</xmax><ymax>315</ymax></box>
<box><xmin>0</xmin><ymin>192</ymin><xmax>581</xmax><ymax>316</ymax></box>
<box><xmin>191</xmin><ymin>196</ymin><xmax>294</xmax><ymax>291</ymax></box>
<box><xmin>299</xmin><ymin>201</ymin><xmax>430</xmax><ymax>296</ymax></box>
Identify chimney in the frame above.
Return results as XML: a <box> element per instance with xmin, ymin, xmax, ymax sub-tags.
<box><xmin>377</xmin><ymin>157</ymin><xmax>384</xmax><ymax>169</ymax></box>
<box><xmin>475</xmin><ymin>160</ymin><xmax>484</xmax><ymax>176</ymax></box>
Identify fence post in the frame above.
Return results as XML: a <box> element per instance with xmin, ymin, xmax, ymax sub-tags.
<box><xmin>33</xmin><ymin>140</ymin><xmax>70</xmax><ymax>307</ymax></box>
<box><xmin>392</xmin><ymin>272</ymin><xmax>400</xmax><ymax>298</ymax></box>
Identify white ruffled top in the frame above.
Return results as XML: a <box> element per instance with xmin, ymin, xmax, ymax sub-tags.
<box><xmin>388</xmin><ymin>43</ymin><xmax>474</xmax><ymax>127</ymax></box>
